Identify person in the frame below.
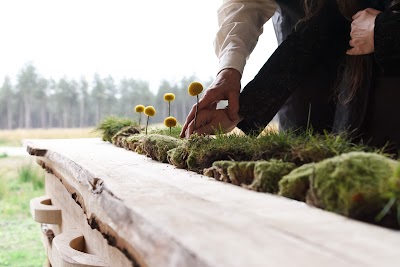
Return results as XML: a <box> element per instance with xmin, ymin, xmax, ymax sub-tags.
<box><xmin>181</xmin><ymin>0</ymin><xmax>400</xmax><ymax>152</ymax></box>
<box><xmin>180</xmin><ymin>0</ymin><xmax>344</xmax><ymax>138</ymax></box>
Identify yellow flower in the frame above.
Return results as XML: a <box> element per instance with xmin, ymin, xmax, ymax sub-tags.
<box><xmin>188</xmin><ymin>82</ymin><xmax>203</xmax><ymax>96</ymax></box>
<box><xmin>164</xmin><ymin>116</ymin><xmax>177</xmax><ymax>128</ymax></box>
<box><xmin>144</xmin><ymin>106</ymin><xmax>156</xmax><ymax>117</ymax></box>
<box><xmin>134</xmin><ymin>105</ymin><xmax>145</xmax><ymax>113</ymax></box>
<box><xmin>164</xmin><ymin>93</ymin><xmax>175</xmax><ymax>102</ymax></box>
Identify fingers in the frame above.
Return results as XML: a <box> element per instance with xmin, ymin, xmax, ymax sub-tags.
<box><xmin>184</xmin><ymin>110</ymin><xmax>214</xmax><ymax>138</ymax></box>
<box><xmin>227</xmin><ymin>91</ymin><xmax>240</xmax><ymax>121</ymax></box>
<box><xmin>180</xmin><ymin>104</ymin><xmax>197</xmax><ymax>138</ymax></box>
<box><xmin>194</xmin><ymin>123</ymin><xmax>221</xmax><ymax>136</ymax></box>
<box><xmin>346</xmin><ymin>47</ymin><xmax>361</xmax><ymax>55</ymax></box>
<box><xmin>352</xmin><ymin>10</ymin><xmax>362</xmax><ymax>21</ymax></box>
<box><xmin>179</xmin><ymin>97</ymin><xmax>219</xmax><ymax>138</ymax></box>
<box><xmin>352</xmin><ymin>8</ymin><xmax>380</xmax><ymax>20</ymax></box>
<box><xmin>182</xmin><ymin>109</ymin><xmax>239</xmax><ymax>138</ymax></box>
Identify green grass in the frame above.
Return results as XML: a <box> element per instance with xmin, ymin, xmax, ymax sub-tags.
<box><xmin>0</xmin><ymin>157</ymin><xmax>46</xmax><ymax>266</ymax></box>
<box><xmin>95</xmin><ymin>115</ymin><xmax>138</xmax><ymax>142</ymax></box>
<box><xmin>168</xmin><ymin>129</ymin><xmax>383</xmax><ymax>173</ymax></box>
<box><xmin>150</xmin><ymin>124</ymin><xmax>183</xmax><ymax>139</ymax></box>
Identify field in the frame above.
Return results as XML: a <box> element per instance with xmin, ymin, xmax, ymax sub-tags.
<box><xmin>0</xmin><ymin>128</ymin><xmax>98</xmax><ymax>267</ymax></box>
<box><xmin>0</xmin><ymin>156</ymin><xmax>46</xmax><ymax>267</ymax></box>
<box><xmin>0</xmin><ymin>128</ymin><xmax>99</xmax><ymax>146</ymax></box>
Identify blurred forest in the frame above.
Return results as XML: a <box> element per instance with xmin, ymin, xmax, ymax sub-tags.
<box><xmin>0</xmin><ymin>63</ymin><xmax>213</xmax><ymax>129</ymax></box>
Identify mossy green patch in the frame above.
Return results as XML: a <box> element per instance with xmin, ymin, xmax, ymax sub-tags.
<box><xmin>167</xmin><ymin>145</ymin><xmax>189</xmax><ymax>169</ymax></box>
<box><xmin>111</xmin><ymin>125</ymin><xmax>141</xmax><ymax>147</ymax></box>
<box><xmin>149</xmin><ymin>125</ymin><xmax>183</xmax><ymax>139</ymax></box>
<box><xmin>169</xmin><ymin>131</ymin><xmax>378</xmax><ymax>173</ymax></box>
<box><xmin>204</xmin><ymin>159</ymin><xmax>296</xmax><ymax>193</ymax></box>
<box><xmin>96</xmin><ymin>115</ymin><xmax>138</xmax><ymax>142</ymax></box>
<box><xmin>279</xmin><ymin>163</ymin><xmax>315</xmax><ymax>201</ymax></box>
<box><xmin>248</xmin><ymin>160</ymin><xmax>297</xmax><ymax>193</ymax></box>
<box><xmin>142</xmin><ymin>134</ymin><xmax>182</xmax><ymax>163</ymax></box>
<box><xmin>279</xmin><ymin>152</ymin><xmax>400</xmax><ymax>228</ymax></box>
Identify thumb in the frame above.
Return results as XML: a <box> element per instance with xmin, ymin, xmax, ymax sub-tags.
<box><xmin>227</xmin><ymin>91</ymin><xmax>239</xmax><ymax>121</ymax></box>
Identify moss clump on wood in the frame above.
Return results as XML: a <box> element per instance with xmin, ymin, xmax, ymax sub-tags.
<box><xmin>96</xmin><ymin>115</ymin><xmax>400</xmax><ymax>229</ymax></box>
<box><xmin>125</xmin><ymin>134</ymin><xmax>146</xmax><ymax>154</ymax></box>
<box><xmin>248</xmin><ymin>160</ymin><xmax>297</xmax><ymax>193</ymax></box>
<box><xmin>142</xmin><ymin>134</ymin><xmax>182</xmax><ymax>163</ymax></box>
<box><xmin>111</xmin><ymin>126</ymin><xmax>141</xmax><ymax>148</ymax></box>
<box><xmin>204</xmin><ymin>160</ymin><xmax>296</xmax><ymax>193</ymax></box>
<box><xmin>278</xmin><ymin>163</ymin><xmax>315</xmax><ymax>201</ymax></box>
<box><xmin>279</xmin><ymin>152</ymin><xmax>400</xmax><ymax>228</ymax></box>
<box><xmin>95</xmin><ymin>115</ymin><xmax>137</xmax><ymax>142</ymax></box>
<box><xmin>167</xmin><ymin>145</ymin><xmax>189</xmax><ymax>169</ymax></box>
<box><xmin>150</xmin><ymin>125</ymin><xmax>182</xmax><ymax>139</ymax></box>
<box><xmin>168</xmin><ymin>131</ymin><xmax>377</xmax><ymax>174</ymax></box>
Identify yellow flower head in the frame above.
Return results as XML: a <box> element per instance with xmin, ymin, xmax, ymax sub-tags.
<box><xmin>188</xmin><ymin>82</ymin><xmax>203</xmax><ymax>96</ymax></box>
<box><xmin>164</xmin><ymin>93</ymin><xmax>175</xmax><ymax>102</ymax></box>
<box><xmin>144</xmin><ymin>106</ymin><xmax>156</xmax><ymax>117</ymax></box>
<box><xmin>134</xmin><ymin>105</ymin><xmax>145</xmax><ymax>113</ymax></box>
<box><xmin>164</xmin><ymin>116</ymin><xmax>177</xmax><ymax>128</ymax></box>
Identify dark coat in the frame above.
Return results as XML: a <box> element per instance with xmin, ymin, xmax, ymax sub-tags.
<box><xmin>238</xmin><ymin>0</ymin><xmax>400</xmax><ymax>150</ymax></box>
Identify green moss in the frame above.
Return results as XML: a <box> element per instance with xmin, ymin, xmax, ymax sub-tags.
<box><xmin>248</xmin><ymin>160</ymin><xmax>297</xmax><ymax>193</ymax></box>
<box><xmin>149</xmin><ymin>125</ymin><xmax>183</xmax><ymax>139</ymax></box>
<box><xmin>310</xmin><ymin>152</ymin><xmax>398</xmax><ymax>216</ymax></box>
<box><xmin>279</xmin><ymin>163</ymin><xmax>315</xmax><ymax>201</ymax></box>
<box><xmin>142</xmin><ymin>134</ymin><xmax>181</xmax><ymax>163</ymax></box>
<box><xmin>168</xmin><ymin>130</ymin><xmax>377</xmax><ymax>173</ymax></box>
<box><xmin>227</xmin><ymin>161</ymin><xmax>256</xmax><ymax>185</ymax></box>
<box><xmin>111</xmin><ymin>125</ymin><xmax>141</xmax><ymax>147</ymax></box>
<box><xmin>280</xmin><ymin>152</ymin><xmax>400</xmax><ymax>228</ymax></box>
<box><xmin>167</xmin><ymin>146</ymin><xmax>188</xmax><ymax>169</ymax></box>
<box><xmin>95</xmin><ymin>115</ymin><xmax>137</xmax><ymax>142</ymax></box>
<box><xmin>204</xmin><ymin>161</ymin><xmax>236</xmax><ymax>182</ymax></box>
<box><xmin>204</xmin><ymin>159</ymin><xmax>296</xmax><ymax>193</ymax></box>
<box><xmin>123</xmin><ymin>134</ymin><xmax>145</xmax><ymax>154</ymax></box>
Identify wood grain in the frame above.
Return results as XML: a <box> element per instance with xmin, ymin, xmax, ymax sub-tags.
<box><xmin>25</xmin><ymin>138</ymin><xmax>400</xmax><ymax>267</ymax></box>
<box><xmin>30</xmin><ymin>195</ymin><xmax>62</xmax><ymax>225</ymax></box>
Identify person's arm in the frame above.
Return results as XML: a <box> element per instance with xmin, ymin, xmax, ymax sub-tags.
<box><xmin>215</xmin><ymin>0</ymin><xmax>277</xmax><ymax>75</ymax></box>
<box><xmin>374</xmin><ymin>4</ymin><xmax>400</xmax><ymax>74</ymax></box>
<box><xmin>237</xmin><ymin>2</ymin><xmax>349</xmax><ymax>135</ymax></box>
<box><xmin>180</xmin><ymin>0</ymin><xmax>277</xmax><ymax>138</ymax></box>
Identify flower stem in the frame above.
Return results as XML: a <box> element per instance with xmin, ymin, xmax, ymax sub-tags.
<box><xmin>146</xmin><ymin>116</ymin><xmax>149</xmax><ymax>135</ymax></box>
<box><xmin>168</xmin><ymin>102</ymin><xmax>171</xmax><ymax>117</ymax></box>
<box><xmin>194</xmin><ymin>95</ymin><xmax>199</xmax><ymax>129</ymax></box>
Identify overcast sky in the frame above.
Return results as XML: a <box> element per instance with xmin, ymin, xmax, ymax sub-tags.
<box><xmin>0</xmin><ymin>0</ymin><xmax>277</xmax><ymax>93</ymax></box>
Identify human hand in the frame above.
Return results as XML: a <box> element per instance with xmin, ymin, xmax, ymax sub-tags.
<box><xmin>180</xmin><ymin>68</ymin><xmax>241</xmax><ymax>138</ymax></box>
<box><xmin>183</xmin><ymin>108</ymin><xmax>242</xmax><ymax>138</ymax></box>
<box><xmin>347</xmin><ymin>8</ymin><xmax>381</xmax><ymax>56</ymax></box>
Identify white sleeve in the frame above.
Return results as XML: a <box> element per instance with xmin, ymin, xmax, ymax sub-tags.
<box><xmin>214</xmin><ymin>0</ymin><xmax>277</xmax><ymax>75</ymax></box>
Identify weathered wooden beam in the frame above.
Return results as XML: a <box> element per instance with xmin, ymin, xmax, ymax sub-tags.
<box><xmin>25</xmin><ymin>138</ymin><xmax>400</xmax><ymax>267</ymax></box>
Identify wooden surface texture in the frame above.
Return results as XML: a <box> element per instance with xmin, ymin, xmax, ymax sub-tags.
<box><xmin>24</xmin><ymin>138</ymin><xmax>400</xmax><ymax>267</ymax></box>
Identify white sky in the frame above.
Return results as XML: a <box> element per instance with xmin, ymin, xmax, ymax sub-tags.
<box><xmin>0</xmin><ymin>0</ymin><xmax>277</xmax><ymax>93</ymax></box>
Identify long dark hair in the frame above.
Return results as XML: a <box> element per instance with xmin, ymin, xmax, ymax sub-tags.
<box><xmin>303</xmin><ymin>0</ymin><xmax>399</xmax><ymax>104</ymax></box>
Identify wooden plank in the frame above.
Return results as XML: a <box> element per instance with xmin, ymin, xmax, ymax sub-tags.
<box><xmin>30</xmin><ymin>195</ymin><xmax>62</xmax><ymax>224</ymax></box>
<box><xmin>24</xmin><ymin>138</ymin><xmax>400</xmax><ymax>267</ymax></box>
<box><xmin>52</xmin><ymin>230</ymin><xmax>109</xmax><ymax>267</ymax></box>
<box><xmin>44</xmin><ymin>172</ymin><xmax>135</xmax><ymax>267</ymax></box>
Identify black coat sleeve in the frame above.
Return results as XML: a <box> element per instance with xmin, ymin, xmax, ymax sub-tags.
<box><xmin>374</xmin><ymin>5</ymin><xmax>400</xmax><ymax>74</ymax></box>
<box><xmin>237</xmin><ymin>3</ymin><xmax>348</xmax><ymax>135</ymax></box>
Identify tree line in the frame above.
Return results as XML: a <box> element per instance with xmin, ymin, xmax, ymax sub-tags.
<box><xmin>0</xmin><ymin>63</ymin><xmax>213</xmax><ymax>129</ymax></box>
